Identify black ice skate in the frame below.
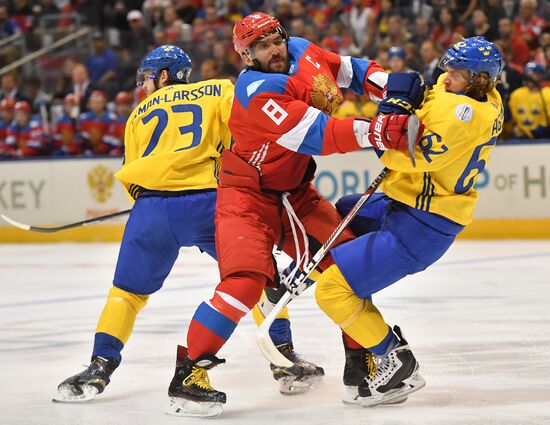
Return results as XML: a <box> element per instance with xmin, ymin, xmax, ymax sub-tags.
<box><xmin>270</xmin><ymin>343</ymin><xmax>325</xmax><ymax>395</ymax></box>
<box><xmin>53</xmin><ymin>356</ymin><xmax>118</xmax><ymax>403</ymax></box>
<box><xmin>166</xmin><ymin>345</ymin><xmax>226</xmax><ymax>418</ymax></box>
<box><xmin>352</xmin><ymin>326</ymin><xmax>426</xmax><ymax>407</ymax></box>
<box><xmin>341</xmin><ymin>341</ymin><xmax>408</xmax><ymax>406</ymax></box>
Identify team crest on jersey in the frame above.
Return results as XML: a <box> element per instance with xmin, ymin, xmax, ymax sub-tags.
<box><xmin>455</xmin><ymin>104</ymin><xmax>473</xmax><ymax>122</ymax></box>
<box><xmin>310</xmin><ymin>74</ymin><xmax>343</xmax><ymax>115</ymax></box>
<box><xmin>87</xmin><ymin>164</ymin><xmax>114</xmax><ymax>203</ymax></box>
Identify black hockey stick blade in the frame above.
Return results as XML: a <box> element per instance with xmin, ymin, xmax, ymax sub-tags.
<box><xmin>407</xmin><ymin>115</ymin><xmax>420</xmax><ymax>167</ymax></box>
<box><xmin>1</xmin><ymin>209</ymin><xmax>131</xmax><ymax>233</ymax></box>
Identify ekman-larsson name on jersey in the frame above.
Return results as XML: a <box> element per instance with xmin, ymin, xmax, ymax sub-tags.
<box><xmin>137</xmin><ymin>83</ymin><xmax>222</xmax><ymax>115</ymax></box>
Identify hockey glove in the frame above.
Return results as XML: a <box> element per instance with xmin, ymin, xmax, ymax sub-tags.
<box><xmin>355</xmin><ymin>113</ymin><xmax>425</xmax><ymax>151</ymax></box>
<box><xmin>378</xmin><ymin>71</ymin><xmax>426</xmax><ymax>115</ymax></box>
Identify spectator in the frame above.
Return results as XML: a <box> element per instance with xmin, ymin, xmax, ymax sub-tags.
<box><xmin>175</xmin><ymin>0</ymin><xmax>198</xmax><ymax>24</ymax></box>
<box><xmin>387</xmin><ymin>46</ymin><xmax>409</xmax><ymax>73</ymax></box>
<box><xmin>509</xmin><ymin>62</ymin><xmax>550</xmax><ymax>139</ymax></box>
<box><xmin>419</xmin><ymin>40</ymin><xmax>441</xmax><ymax>86</ymax></box>
<box><xmin>155</xmin><ymin>5</ymin><xmax>186</xmax><ymax>43</ymax></box>
<box><xmin>0</xmin><ymin>73</ymin><xmax>31</xmax><ymax>104</ymax></box>
<box><xmin>381</xmin><ymin>13</ymin><xmax>410</xmax><ymax>51</ymax></box>
<box><xmin>409</xmin><ymin>16</ymin><xmax>431</xmax><ymax>46</ymax></box>
<box><xmin>121</xmin><ymin>10</ymin><xmax>155</xmax><ymax>61</ymax></box>
<box><xmin>66</xmin><ymin>62</ymin><xmax>95</xmax><ymax>113</ymax></box>
<box><xmin>349</xmin><ymin>0</ymin><xmax>376</xmax><ymax>54</ymax></box>
<box><xmin>200</xmin><ymin>58</ymin><xmax>221</xmax><ymax>80</ymax></box>
<box><xmin>142</xmin><ymin>0</ymin><xmax>170</xmax><ymax>29</ymax></box>
<box><xmin>0</xmin><ymin>2</ymin><xmax>22</xmax><ymax>67</ymax></box>
<box><xmin>431</xmin><ymin>6</ymin><xmax>465</xmax><ymax>50</ymax></box>
<box><xmin>212</xmin><ymin>41</ymin><xmax>239</xmax><ymax>78</ymax></box>
<box><xmin>498</xmin><ymin>16</ymin><xmax>531</xmax><ymax>66</ymax></box>
<box><xmin>514</xmin><ymin>0</ymin><xmax>547</xmax><ymax>50</ymax></box>
<box><xmin>86</xmin><ymin>32</ymin><xmax>119</xmax><ymax>94</ymax></box>
<box><xmin>466</xmin><ymin>9</ymin><xmax>499</xmax><ymax>41</ymax></box>
<box><xmin>32</xmin><ymin>0</ymin><xmax>60</xmax><ymax>30</ymax></box>
<box><xmin>5</xmin><ymin>100</ymin><xmax>50</xmax><ymax>157</ymax></box>
<box><xmin>289</xmin><ymin>18</ymin><xmax>306</xmax><ymax>38</ymax></box>
<box><xmin>25</xmin><ymin>75</ymin><xmax>52</xmax><ymax>114</ymax></box>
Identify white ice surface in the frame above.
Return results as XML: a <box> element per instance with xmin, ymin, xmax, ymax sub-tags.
<box><xmin>1</xmin><ymin>241</ymin><xmax>549</xmax><ymax>425</ymax></box>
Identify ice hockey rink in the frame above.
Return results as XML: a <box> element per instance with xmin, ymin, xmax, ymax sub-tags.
<box><xmin>1</xmin><ymin>240</ymin><xmax>549</xmax><ymax>425</ymax></box>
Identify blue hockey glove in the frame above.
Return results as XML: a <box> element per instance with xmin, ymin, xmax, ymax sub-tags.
<box><xmin>378</xmin><ymin>71</ymin><xmax>426</xmax><ymax>115</ymax></box>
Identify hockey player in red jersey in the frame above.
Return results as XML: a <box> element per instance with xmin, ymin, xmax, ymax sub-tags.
<box><xmin>0</xmin><ymin>98</ymin><xmax>15</xmax><ymax>157</ymax></box>
<box><xmin>174</xmin><ymin>12</ymin><xmax>425</xmax><ymax>416</ymax></box>
<box><xmin>79</xmin><ymin>90</ymin><xmax>118</xmax><ymax>155</ymax></box>
<box><xmin>105</xmin><ymin>91</ymin><xmax>133</xmax><ymax>155</ymax></box>
<box><xmin>53</xmin><ymin>94</ymin><xmax>81</xmax><ymax>156</ymax></box>
<box><xmin>5</xmin><ymin>100</ymin><xmax>50</xmax><ymax>157</ymax></box>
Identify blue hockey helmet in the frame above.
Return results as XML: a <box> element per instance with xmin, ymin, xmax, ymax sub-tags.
<box><xmin>136</xmin><ymin>45</ymin><xmax>192</xmax><ymax>87</ymax></box>
<box><xmin>524</xmin><ymin>61</ymin><xmax>544</xmax><ymax>75</ymax></box>
<box><xmin>388</xmin><ymin>46</ymin><xmax>406</xmax><ymax>60</ymax></box>
<box><xmin>439</xmin><ymin>37</ymin><xmax>504</xmax><ymax>80</ymax></box>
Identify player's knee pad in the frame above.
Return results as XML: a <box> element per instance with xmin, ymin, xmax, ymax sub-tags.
<box><xmin>212</xmin><ymin>272</ymin><xmax>266</xmax><ymax>323</ymax></box>
<box><xmin>316</xmin><ymin>265</ymin><xmax>388</xmax><ymax>347</ymax></box>
<box><xmin>315</xmin><ymin>264</ymin><xmax>357</xmax><ymax>323</ymax></box>
<box><xmin>96</xmin><ymin>286</ymin><xmax>149</xmax><ymax>344</ymax></box>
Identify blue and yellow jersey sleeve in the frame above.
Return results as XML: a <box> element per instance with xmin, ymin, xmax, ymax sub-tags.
<box><xmin>379</xmin><ymin>74</ymin><xmax>504</xmax><ymax>225</ymax></box>
<box><xmin>115</xmin><ymin>79</ymin><xmax>234</xmax><ymax>195</ymax></box>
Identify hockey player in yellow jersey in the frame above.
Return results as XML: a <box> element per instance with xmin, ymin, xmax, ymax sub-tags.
<box><xmin>314</xmin><ymin>37</ymin><xmax>505</xmax><ymax>406</ymax></box>
<box><xmin>508</xmin><ymin>61</ymin><xmax>550</xmax><ymax>139</ymax></box>
<box><xmin>53</xmin><ymin>45</ymin><xmax>323</xmax><ymax>413</ymax></box>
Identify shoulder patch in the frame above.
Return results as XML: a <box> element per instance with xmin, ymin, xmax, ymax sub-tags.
<box><xmin>246</xmin><ymin>79</ymin><xmax>265</xmax><ymax>97</ymax></box>
<box><xmin>455</xmin><ymin>104</ymin><xmax>473</xmax><ymax>122</ymax></box>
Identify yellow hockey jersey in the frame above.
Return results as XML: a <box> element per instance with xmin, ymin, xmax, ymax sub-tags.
<box><xmin>509</xmin><ymin>86</ymin><xmax>550</xmax><ymax>139</ymax></box>
<box><xmin>380</xmin><ymin>74</ymin><xmax>504</xmax><ymax>225</ymax></box>
<box><xmin>115</xmin><ymin>79</ymin><xmax>234</xmax><ymax>196</ymax></box>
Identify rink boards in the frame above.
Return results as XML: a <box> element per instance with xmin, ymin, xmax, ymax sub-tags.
<box><xmin>0</xmin><ymin>140</ymin><xmax>549</xmax><ymax>242</ymax></box>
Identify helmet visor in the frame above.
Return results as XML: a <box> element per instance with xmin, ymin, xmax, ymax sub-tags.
<box><xmin>136</xmin><ymin>68</ymin><xmax>156</xmax><ymax>87</ymax></box>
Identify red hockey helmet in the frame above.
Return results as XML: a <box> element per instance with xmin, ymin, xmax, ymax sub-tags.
<box><xmin>14</xmin><ymin>100</ymin><xmax>31</xmax><ymax>113</ymax></box>
<box><xmin>90</xmin><ymin>90</ymin><xmax>107</xmax><ymax>102</ymax></box>
<box><xmin>115</xmin><ymin>91</ymin><xmax>133</xmax><ymax>105</ymax></box>
<box><xmin>233</xmin><ymin>12</ymin><xmax>287</xmax><ymax>55</ymax></box>
<box><xmin>0</xmin><ymin>98</ymin><xmax>16</xmax><ymax>110</ymax></box>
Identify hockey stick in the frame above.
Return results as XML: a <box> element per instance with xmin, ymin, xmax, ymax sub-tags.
<box><xmin>0</xmin><ymin>209</ymin><xmax>131</xmax><ymax>233</ymax></box>
<box><xmin>407</xmin><ymin>115</ymin><xmax>419</xmax><ymax>167</ymax></box>
<box><xmin>256</xmin><ymin>167</ymin><xmax>390</xmax><ymax>368</ymax></box>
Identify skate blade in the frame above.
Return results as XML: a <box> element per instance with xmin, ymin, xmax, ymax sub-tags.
<box><xmin>358</xmin><ymin>373</ymin><xmax>426</xmax><ymax>408</ymax></box>
<box><xmin>342</xmin><ymin>386</ymin><xmax>408</xmax><ymax>406</ymax></box>
<box><xmin>165</xmin><ymin>397</ymin><xmax>223</xmax><ymax>418</ymax></box>
<box><xmin>278</xmin><ymin>373</ymin><xmax>324</xmax><ymax>395</ymax></box>
<box><xmin>52</xmin><ymin>385</ymin><xmax>99</xmax><ymax>403</ymax></box>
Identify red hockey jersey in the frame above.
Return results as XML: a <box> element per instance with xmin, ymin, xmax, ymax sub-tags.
<box><xmin>229</xmin><ymin>36</ymin><xmax>387</xmax><ymax>191</ymax></box>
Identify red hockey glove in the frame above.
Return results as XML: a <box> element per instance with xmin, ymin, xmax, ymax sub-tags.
<box><xmin>366</xmin><ymin>113</ymin><xmax>424</xmax><ymax>151</ymax></box>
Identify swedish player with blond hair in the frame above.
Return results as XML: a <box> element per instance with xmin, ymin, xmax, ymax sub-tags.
<box><xmin>316</xmin><ymin>36</ymin><xmax>505</xmax><ymax>406</ymax></box>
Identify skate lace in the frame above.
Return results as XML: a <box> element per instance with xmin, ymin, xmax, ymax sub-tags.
<box><xmin>183</xmin><ymin>367</ymin><xmax>215</xmax><ymax>391</ymax></box>
<box><xmin>367</xmin><ymin>353</ymin><xmax>392</xmax><ymax>384</ymax></box>
<box><xmin>366</xmin><ymin>353</ymin><xmax>377</xmax><ymax>380</ymax></box>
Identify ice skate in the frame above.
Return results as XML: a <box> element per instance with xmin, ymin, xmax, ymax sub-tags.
<box><xmin>347</xmin><ymin>326</ymin><xmax>426</xmax><ymax>407</ymax></box>
<box><xmin>53</xmin><ymin>356</ymin><xmax>118</xmax><ymax>403</ymax></box>
<box><xmin>341</xmin><ymin>342</ymin><xmax>408</xmax><ymax>406</ymax></box>
<box><xmin>166</xmin><ymin>345</ymin><xmax>226</xmax><ymax>418</ymax></box>
<box><xmin>270</xmin><ymin>343</ymin><xmax>325</xmax><ymax>395</ymax></box>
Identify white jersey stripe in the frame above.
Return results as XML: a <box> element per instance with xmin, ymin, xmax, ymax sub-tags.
<box><xmin>275</xmin><ymin>106</ymin><xmax>322</xmax><ymax>152</ymax></box>
<box><xmin>214</xmin><ymin>291</ymin><xmax>250</xmax><ymax>313</ymax></box>
<box><xmin>367</xmin><ymin>71</ymin><xmax>388</xmax><ymax>101</ymax></box>
<box><xmin>336</xmin><ymin>56</ymin><xmax>353</xmax><ymax>88</ymax></box>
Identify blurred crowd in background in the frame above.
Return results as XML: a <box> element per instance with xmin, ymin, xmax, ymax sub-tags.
<box><xmin>0</xmin><ymin>0</ymin><xmax>549</xmax><ymax>159</ymax></box>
